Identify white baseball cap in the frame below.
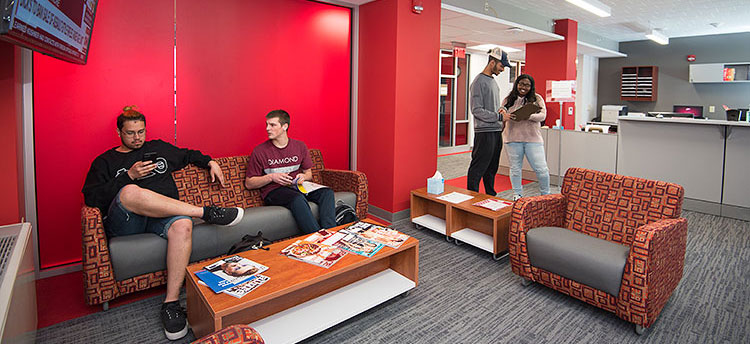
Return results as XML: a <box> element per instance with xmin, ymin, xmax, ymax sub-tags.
<box><xmin>489</xmin><ymin>47</ymin><xmax>512</xmax><ymax>68</ymax></box>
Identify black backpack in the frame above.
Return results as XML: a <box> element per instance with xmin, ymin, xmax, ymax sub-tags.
<box><xmin>227</xmin><ymin>231</ymin><xmax>272</xmax><ymax>255</ymax></box>
<box><xmin>335</xmin><ymin>200</ymin><xmax>359</xmax><ymax>226</ymax></box>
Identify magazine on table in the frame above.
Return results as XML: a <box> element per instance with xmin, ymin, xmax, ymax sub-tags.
<box><xmin>305</xmin><ymin>229</ymin><xmax>384</xmax><ymax>257</ymax></box>
<box><xmin>280</xmin><ymin>240</ymin><xmax>347</xmax><ymax>268</ymax></box>
<box><xmin>473</xmin><ymin>198</ymin><xmax>513</xmax><ymax>211</ymax></box>
<box><xmin>196</xmin><ymin>255</ymin><xmax>268</xmax><ymax>293</ymax></box>
<box><xmin>344</xmin><ymin>222</ymin><xmax>409</xmax><ymax>248</ymax></box>
<box><xmin>197</xmin><ymin>274</ymin><xmax>270</xmax><ymax>298</ymax></box>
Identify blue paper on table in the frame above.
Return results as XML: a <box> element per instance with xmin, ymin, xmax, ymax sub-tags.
<box><xmin>194</xmin><ymin>255</ymin><xmax>268</xmax><ymax>293</ymax></box>
<box><xmin>195</xmin><ymin>269</ymin><xmax>257</xmax><ymax>293</ymax></box>
<box><xmin>427</xmin><ymin>171</ymin><xmax>444</xmax><ymax>194</ymax></box>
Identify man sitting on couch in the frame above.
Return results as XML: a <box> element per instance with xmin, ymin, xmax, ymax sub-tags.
<box><xmin>244</xmin><ymin>109</ymin><xmax>336</xmax><ymax>233</ymax></box>
<box><xmin>82</xmin><ymin>106</ymin><xmax>244</xmax><ymax>340</ymax></box>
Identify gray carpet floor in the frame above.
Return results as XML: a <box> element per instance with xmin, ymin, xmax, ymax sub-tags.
<box><xmin>35</xmin><ymin>210</ymin><xmax>750</xmax><ymax>343</ymax></box>
<box><xmin>35</xmin><ymin>152</ymin><xmax>749</xmax><ymax>343</ymax></box>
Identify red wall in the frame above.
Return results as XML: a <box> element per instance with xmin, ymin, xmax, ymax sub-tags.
<box><xmin>359</xmin><ymin>0</ymin><xmax>439</xmax><ymax>213</ymax></box>
<box><xmin>393</xmin><ymin>0</ymin><xmax>440</xmax><ymax>212</ymax></box>
<box><xmin>525</xmin><ymin>19</ymin><xmax>578</xmax><ymax>129</ymax></box>
<box><xmin>33</xmin><ymin>0</ymin><xmax>175</xmax><ymax>268</ymax></box>
<box><xmin>0</xmin><ymin>42</ymin><xmax>23</xmax><ymax>225</ymax></box>
<box><xmin>358</xmin><ymin>0</ymin><xmax>397</xmax><ymax>211</ymax></box>
<box><xmin>175</xmin><ymin>0</ymin><xmax>351</xmax><ymax>166</ymax></box>
<box><xmin>32</xmin><ymin>0</ymin><xmax>352</xmax><ymax>268</ymax></box>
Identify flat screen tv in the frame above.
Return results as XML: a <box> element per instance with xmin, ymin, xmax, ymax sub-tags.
<box><xmin>0</xmin><ymin>0</ymin><xmax>98</xmax><ymax>65</ymax></box>
<box><xmin>673</xmin><ymin>105</ymin><xmax>703</xmax><ymax>118</ymax></box>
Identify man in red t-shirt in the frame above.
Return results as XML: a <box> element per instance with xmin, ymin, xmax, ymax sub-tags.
<box><xmin>244</xmin><ymin>109</ymin><xmax>336</xmax><ymax>233</ymax></box>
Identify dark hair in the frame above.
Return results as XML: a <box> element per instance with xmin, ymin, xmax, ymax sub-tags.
<box><xmin>117</xmin><ymin>105</ymin><xmax>146</xmax><ymax>130</ymax></box>
<box><xmin>266</xmin><ymin>109</ymin><xmax>290</xmax><ymax>127</ymax></box>
<box><xmin>504</xmin><ymin>74</ymin><xmax>537</xmax><ymax>108</ymax></box>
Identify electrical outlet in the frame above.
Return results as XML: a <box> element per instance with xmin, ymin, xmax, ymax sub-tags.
<box><xmin>709</xmin><ymin>105</ymin><xmax>715</xmax><ymax>113</ymax></box>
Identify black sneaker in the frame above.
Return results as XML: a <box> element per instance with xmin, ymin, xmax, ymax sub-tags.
<box><xmin>202</xmin><ymin>206</ymin><xmax>244</xmax><ymax>226</ymax></box>
<box><xmin>161</xmin><ymin>301</ymin><xmax>188</xmax><ymax>340</ymax></box>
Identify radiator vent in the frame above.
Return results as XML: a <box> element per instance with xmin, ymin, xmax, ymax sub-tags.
<box><xmin>0</xmin><ymin>235</ymin><xmax>17</xmax><ymax>282</ymax></box>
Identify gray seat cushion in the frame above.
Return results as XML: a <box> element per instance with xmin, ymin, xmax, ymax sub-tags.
<box><xmin>526</xmin><ymin>226</ymin><xmax>630</xmax><ymax>297</ymax></box>
<box><xmin>109</xmin><ymin>191</ymin><xmax>356</xmax><ymax>281</ymax></box>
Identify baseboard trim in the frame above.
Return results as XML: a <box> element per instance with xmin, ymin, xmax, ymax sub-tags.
<box><xmin>38</xmin><ymin>262</ymin><xmax>81</xmax><ymax>279</ymax></box>
<box><xmin>720</xmin><ymin>204</ymin><xmax>750</xmax><ymax>222</ymax></box>
<box><xmin>683</xmin><ymin>198</ymin><xmax>722</xmax><ymax>216</ymax></box>
<box><xmin>368</xmin><ymin>204</ymin><xmax>410</xmax><ymax>223</ymax></box>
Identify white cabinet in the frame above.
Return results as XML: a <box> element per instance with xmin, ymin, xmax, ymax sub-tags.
<box><xmin>689</xmin><ymin>63</ymin><xmax>724</xmax><ymax>83</ymax></box>
<box><xmin>690</xmin><ymin>62</ymin><xmax>750</xmax><ymax>83</ymax></box>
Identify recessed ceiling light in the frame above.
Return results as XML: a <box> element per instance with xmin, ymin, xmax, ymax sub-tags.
<box><xmin>468</xmin><ymin>44</ymin><xmax>521</xmax><ymax>53</ymax></box>
<box><xmin>565</xmin><ymin>0</ymin><xmax>611</xmax><ymax>18</ymax></box>
<box><xmin>506</xmin><ymin>27</ymin><xmax>524</xmax><ymax>33</ymax></box>
<box><xmin>646</xmin><ymin>29</ymin><xmax>669</xmax><ymax>45</ymax></box>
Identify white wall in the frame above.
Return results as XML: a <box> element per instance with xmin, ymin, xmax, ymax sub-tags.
<box><xmin>575</xmin><ymin>54</ymin><xmax>599</xmax><ymax>129</ymax></box>
<box><xmin>467</xmin><ymin>51</ymin><xmax>514</xmax><ymax>147</ymax></box>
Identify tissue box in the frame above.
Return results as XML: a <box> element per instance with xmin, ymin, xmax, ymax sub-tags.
<box><xmin>427</xmin><ymin>177</ymin><xmax>444</xmax><ymax>194</ymax></box>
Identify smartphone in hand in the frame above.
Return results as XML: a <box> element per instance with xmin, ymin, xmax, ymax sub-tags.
<box><xmin>142</xmin><ymin>152</ymin><xmax>158</xmax><ymax>163</ymax></box>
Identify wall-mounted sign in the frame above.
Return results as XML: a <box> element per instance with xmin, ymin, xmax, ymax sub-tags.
<box><xmin>687</xmin><ymin>55</ymin><xmax>696</xmax><ymax>62</ymax></box>
<box><xmin>545</xmin><ymin>80</ymin><xmax>576</xmax><ymax>102</ymax></box>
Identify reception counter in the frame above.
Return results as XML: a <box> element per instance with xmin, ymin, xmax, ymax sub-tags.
<box><xmin>497</xmin><ymin>117</ymin><xmax>749</xmax><ymax>220</ymax></box>
<box><xmin>499</xmin><ymin>128</ymin><xmax>618</xmax><ymax>186</ymax></box>
<box><xmin>618</xmin><ymin>117</ymin><xmax>750</xmax><ymax>219</ymax></box>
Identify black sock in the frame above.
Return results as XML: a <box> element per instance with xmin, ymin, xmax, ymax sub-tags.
<box><xmin>201</xmin><ymin>206</ymin><xmax>209</xmax><ymax>220</ymax></box>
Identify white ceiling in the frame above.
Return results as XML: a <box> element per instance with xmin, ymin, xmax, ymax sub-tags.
<box><xmin>335</xmin><ymin>0</ymin><xmax>750</xmax><ymax>58</ymax></box>
<box><xmin>441</xmin><ymin>4</ymin><xmax>625</xmax><ymax>59</ymax></box>
<box><xmin>495</xmin><ymin>0</ymin><xmax>750</xmax><ymax>42</ymax></box>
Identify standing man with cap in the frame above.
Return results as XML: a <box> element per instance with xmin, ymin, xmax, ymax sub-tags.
<box><xmin>466</xmin><ymin>47</ymin><xmax>513</xmax><ymax>196</ymax></box>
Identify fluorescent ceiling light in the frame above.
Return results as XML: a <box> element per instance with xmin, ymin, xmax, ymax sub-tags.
<box><xmin>646</xmin><ymin>30</ymin><xmax>669</xmax><ymax>45</ymax></box>
<box><xmin>468</xmin><ymin>44</ymin><xmax>521</xmax><ymax>53</ymax></box>
<box><xmin>565</xmin><ymin>0</ymin><xmax>611</xmax><ymax>17</ymax></box>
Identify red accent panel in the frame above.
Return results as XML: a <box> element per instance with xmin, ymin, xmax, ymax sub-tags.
<box><xmin>525</xmin><ymin>19</ymin><xmax>577</xmax><ymax>130</ymax></box>
<box><xmin>393</xmin><ymin>0</ymin><xmax>440</xmax><ymax>212</ymax></box>
<box><xmin>175</xmin><ymin>0</ymin><xmax>351</xmax><ymax>169</ymax></box>
<box><xmin>0</xmin><ymin>42</ymin><xmax>22</xmax><ymax>225</ymax></box>
<box><xmin>33</xmin><ymin>0</ymin><xmax>175</xmax><ymax>268</ymax></box>
<box><xmin>358</xmin><ymin>0</ymin><xmax>397</xmax><ymax>211</ymax></box>
<box><xmin>359</xmin><ymin>0</ymin><xmax>439</xmax><ymax>213</ymax></box>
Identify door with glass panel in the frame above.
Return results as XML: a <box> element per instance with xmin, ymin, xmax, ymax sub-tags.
<box><xmin>438</xmin><ymin>50</ymin><xmax>470</xmax><ymax>154</ymax></box>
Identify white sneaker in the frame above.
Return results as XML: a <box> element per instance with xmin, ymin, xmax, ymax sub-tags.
<box><xmin>512</xmin><ymin>195</ymin><xmax>522</xmax><ymax>202</ymax></box>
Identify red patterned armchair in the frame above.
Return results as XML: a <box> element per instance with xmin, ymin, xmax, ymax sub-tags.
<box><xmin>192</xmin><ymin>324</ymin><xmax>264</xmax><ymax>344</ymax></box>
<box><xmin>508</xmin><ymin>167</ymin><xmax>687</xmax><ymax>334</ymax></box>
<box><xmin>81</xmin><ymin>149</ymin><xmax>368</xmax><ymax>308</ymax></box>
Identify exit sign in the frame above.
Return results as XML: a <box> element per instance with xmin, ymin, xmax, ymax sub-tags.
<box><xmin>453</xmin><ymin>47</ymin><xmax>465</xmax><ymax>59</ymax></box>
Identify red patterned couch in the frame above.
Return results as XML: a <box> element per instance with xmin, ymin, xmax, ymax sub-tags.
<box><xmin>81</xmin><ymin>149</ymin><xmax>367</xmax><ymax>308</ymax></box>
<box><xmin>508</xmin><ymin>167</ymin><xmax>687</xmax><ymax>334</ymax></box>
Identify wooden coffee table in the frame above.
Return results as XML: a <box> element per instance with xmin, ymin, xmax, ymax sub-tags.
<box><xmin>411</xmin><ymin>185</ymin><xmax>512</xmax><ymax>260</ymax></box>
<box><xmin>185</xmin><ymin>220</ymin><xmax>418</xmax><ymax>342</ymax></box>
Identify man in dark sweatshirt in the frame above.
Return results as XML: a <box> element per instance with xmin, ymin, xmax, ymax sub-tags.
<box><xmin>467</xmin><ymin>47</ymin><xmax>512</xmax><ymax>196</ymax></box>
<box><xmin>82</xmin><ymin>106</ymin><xmax>243</xmax><ymax>340</ymax></box>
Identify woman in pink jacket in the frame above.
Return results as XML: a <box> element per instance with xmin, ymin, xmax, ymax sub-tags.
<box><xmin>502</xmin><ymin>74</ymin><xmax>550</xmax><ymax>201</ymax></box>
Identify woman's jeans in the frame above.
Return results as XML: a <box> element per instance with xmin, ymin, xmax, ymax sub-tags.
<box><xmin>505</xmin><ymin>142</ymin><xmax>550</xmax><ymax>197</ymax></box>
